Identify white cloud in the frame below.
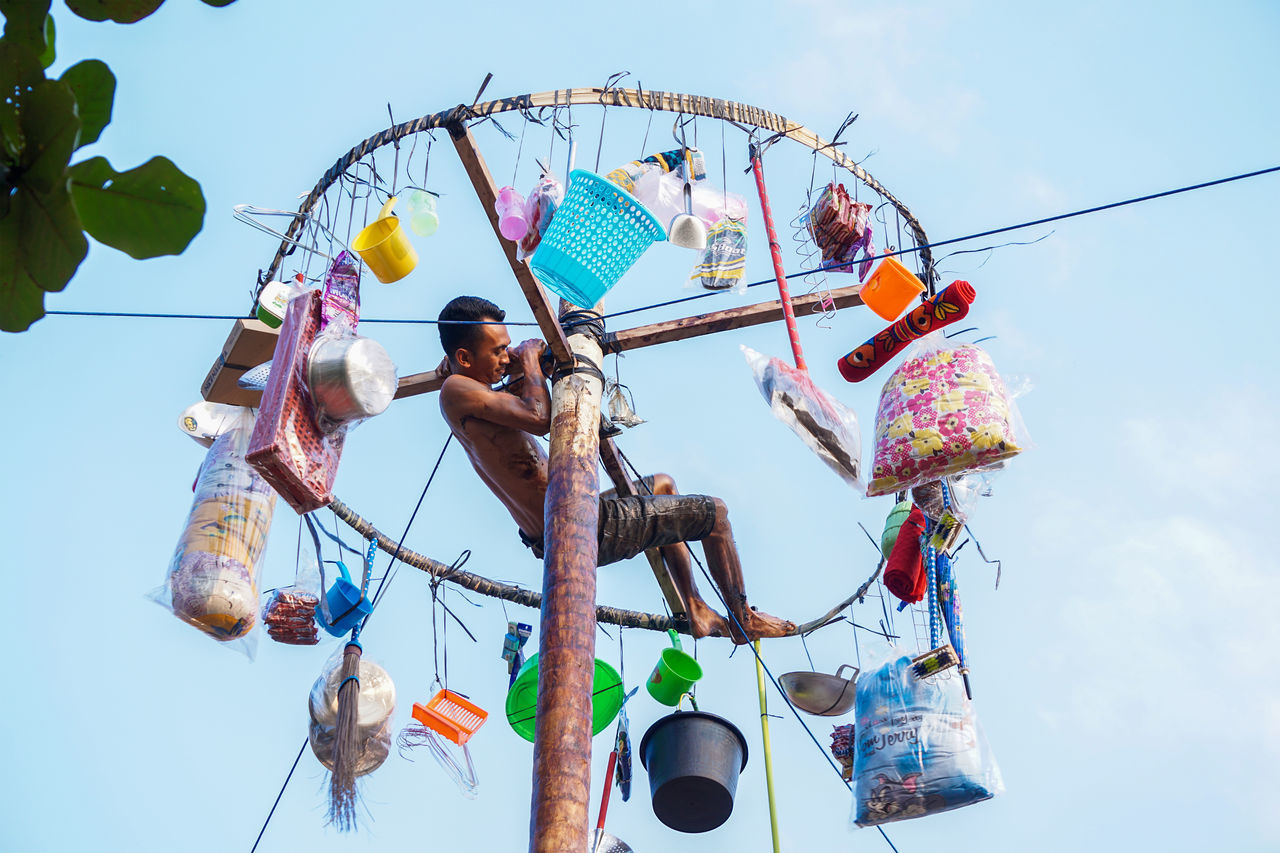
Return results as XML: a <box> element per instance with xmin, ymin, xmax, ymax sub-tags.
<box><xmin>759</xmin><ymin>0</ymin><xmax>980</xmax><ymax>151</ymax></box>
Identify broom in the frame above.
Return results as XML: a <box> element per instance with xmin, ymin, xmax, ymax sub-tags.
<box><xmin>327</xmin><ymin>635</ymin><xmax>363</xmax><ymax>830</ymax></box>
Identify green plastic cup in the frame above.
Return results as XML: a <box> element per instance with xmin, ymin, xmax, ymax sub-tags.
<box><xmin>647</xmin><ymin>629</ymin><xmax>703</xmax><ymax>706</ymax></box>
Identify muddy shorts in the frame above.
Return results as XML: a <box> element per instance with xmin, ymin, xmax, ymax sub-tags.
<box><xmin>518</xmin><ymin>492</ymin><xmax>718</xmax><ymax>566</ymax></box>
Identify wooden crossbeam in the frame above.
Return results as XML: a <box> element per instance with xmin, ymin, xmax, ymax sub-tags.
<box><xmin>447</xmin><ymin>122</ymin><xmax>571</xmax><ymax>364</ymax></box>
<box><xmin>391</xmin><ymin>279</ymin><xmax>866</xmax><ymax>399</ymax></box>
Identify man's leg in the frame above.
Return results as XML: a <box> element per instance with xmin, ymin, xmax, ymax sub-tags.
<box><xmin>652</xmin><ymin>474</ymin><xmax>794</xmax><ymax>643</ymax></box>
<box><xmin>646</xmin><ymin>474</ymin><xmax>733</xmax><ymax>640</ymax></box>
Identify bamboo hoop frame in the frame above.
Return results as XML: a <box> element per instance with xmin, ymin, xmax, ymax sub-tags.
<box><xmin>260</xmin><ymin>86</ymin><xmax>934</xmax><ymax>287</ymax></box>
<box><xmin>280</xmin><ymin>87</ymin><xmax>923</xmax><ymax>638</ymax></box>
<box><xmin>331</xmin><ymin>496</ymin><xmax>885</xmax><ymax>637</ymax></box>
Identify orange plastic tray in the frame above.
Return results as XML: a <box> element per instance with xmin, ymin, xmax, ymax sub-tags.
<box><xmin>412</xmin><ymin>689</ymin><xmax>488</xmax><ymax>745</ymax></box>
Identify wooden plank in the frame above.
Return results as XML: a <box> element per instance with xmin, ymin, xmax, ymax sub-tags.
<box><xmin>598</xmin><ymin>437</ymin><xmax>687</xmax><ymax>620</ymax></box>
<box><xmin>393</xmin><ymin>281</ymin><xmax>867</xmax><ymax>399</ymax></box>
<box><xmin>200</xmin><ymin>318</ymin><xmax>280</xmax><ymax>407</ymax></box>
<box><xmin>532</xmin><ymin>312</ymin><xmax>604</xmax><ymax>853</ymax></box>
<box><xmin>601</xmin><ymin>280</ymin><xmax>865</xmax><ymax>354</ymax></box>
<box><xmin>447</xmin><ymin>122</ymin><xmax>572</xmax><ymax>364</ymax></box>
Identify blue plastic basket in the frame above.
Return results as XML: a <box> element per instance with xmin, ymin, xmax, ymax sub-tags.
<box><xmin>529</xmin><ymin>169</ymin><xmax>666</xmax><ymax>307</ymax></box>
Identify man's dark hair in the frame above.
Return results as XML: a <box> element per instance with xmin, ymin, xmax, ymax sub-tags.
<box><xmin>438</xmin><ymin>296</ymin><xmax>505</xmax><ymax>361</ymax></box>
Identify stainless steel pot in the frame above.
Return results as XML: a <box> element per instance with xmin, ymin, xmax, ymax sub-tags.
<box><xmin>306</xmin><ymin>335</ymin><xmax>397</xmax><ymax>424</ymax></box>
<box><xmin>779</xmin><ymin>664</ymin><xmax>859</xmax><ymax>716</ymax></box>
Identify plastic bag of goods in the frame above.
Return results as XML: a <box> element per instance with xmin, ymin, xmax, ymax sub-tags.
<box><xmin>309</xmin><ymin>651</ymin><xmax>396</xmax><ymax>777</ymax></box>
<box><xmin>155</xmin><ymin>408</ymin><xmax>275</xmax><ymax>654</ymax></box>
<box><xmin>261</xmin><ymin>536</ymin><xmax>322</xmax><ymax>646</ymax></box>
<box><xmin>690</xmin><ymin>217</ymin><xmax>748</xmax><ymax>292</ymax></box>
<box><xmin>867</xmin><ymin>334</ymin><xmax>1027</xmax><ymax>497</ymax></box>
<box><xmin>851</xmin><ymin>647</ymin><xmax>1002</xmax><ymax>827</ymax></box>
<box><xmin>516</xmin><ymin>172</ymin><xmax>565</xmax><ymax>261</ymax></box>
<box><xmin>743</xmin><ymin>346</ymin><xmax>864</xmax><ymax>491</ymax></box>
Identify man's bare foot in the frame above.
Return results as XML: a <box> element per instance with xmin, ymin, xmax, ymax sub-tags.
<box><xmin>687</xmin><ymin>598</ymin><xmax>734</xmax><ymax>640</ymax></box>
<box><xmin>734</xmin><ymin>606</ymin><xmax>796</xmax><ymax>643</ymax></box>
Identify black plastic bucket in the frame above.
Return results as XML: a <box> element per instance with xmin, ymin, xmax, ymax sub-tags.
<box><xmin>639</xmin><ymin>711</ymin><xmax>749</xmax><ymax>833</ymax></box>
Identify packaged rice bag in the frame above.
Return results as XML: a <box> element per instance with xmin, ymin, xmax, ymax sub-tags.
<box><xmin>867</xmin><ymin>335</ymin><xmax>1026</xmax><ymax>497</ymax></box>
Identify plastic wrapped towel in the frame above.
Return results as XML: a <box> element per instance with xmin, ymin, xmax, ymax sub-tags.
<box><xmin>852</xmin><ymin>648</ymin><xmax>1002</xmax><ymax>827</ymax></box>
<box><xmin>867</xmin><ymin>334</ymin><xmax>1027</xmax><ymax>497</ymax></box>
<box><xmin>153</xmin><ymin>408</ymin><xmax>275</xmax><ymax>656</ymax></box>
<box><xmin>742</xmin><ymin>346</ymin><xmax>864</xmax><ymax>491</ymax></box>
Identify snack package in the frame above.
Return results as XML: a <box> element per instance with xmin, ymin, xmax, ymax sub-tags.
<box><xmin>261</xmin><ymin>536</ymin><xmax>322</xmax><ymax>646</ymax></box>
<box><xmin>867</xmin><ymin>335</ymin><xmax>1027</xmax><ymax>497</ymax></box>
<box><xmin>516</xmin><ymin>172</ymin><xmax>565</xmax><ymax>260</ymax></box>
<box><xmin>247</xmin><ymin>288</ymin><xmax>346</xmax><ymax>513</ymax></box>
<box><xmin>852</xmin><ymin>648</ymin><xmax>1002</xmax><ymax>827</ymax></box>
<box><xmin>805</xmin><ymin>182</ymin><xmax>873</xmax><ymax>274</ymax></box>
<box><xmin>743</xmin><ymin>346</ymin><xmax>864</xmax><ymax>491</ymax></box>
<box><xmin>689</xmin><ymin>217</ymin><xmax>748</xmax><ymax>292</ymax></box>
<box><xmin>308</xmin><ymin>651</ymin><xmax>396</xmax><ymax>777</ymax></box>
<box><xmin>154</xmin><ymin>408</ymin><xmax>275</xmax><ymax>656</ymax></box>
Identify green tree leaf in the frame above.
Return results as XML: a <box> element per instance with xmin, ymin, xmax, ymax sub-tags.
<box><xmin>60</xmin><ymin>59</ymin><xmax>113</xmax><ymax>148</ymax></box>
<box><xmin>65</xmin><ymin>0</ymin><xmax>165</xmax><ymax>24</ymax></box>
<box><xmin>0</xmin><ymin>40</ymin><xmax>44</xmax><ymax>160</ymax></box>
<box><xmin>0</xmin><ymin>176</ymin><xmax>89</xmax><ymax>330</ymax></box>
<box><xmin>70</xmin><ymin>155</ymin><xmax>204</xmax><ymax>258</ymax></box>
<box><xmin>200</xmin><ymin>0</ymin><xmax>237</xmax><ymax>5</ymax></box>
<box><xmin>0</xmin><ymin>0</ymin><xmax>53</xmax><ymax>52</ymax></box>
<box><xmin>18</xmin><ymin>79</ymin><xmax>78</xmax><ymax>193</ymax></box>
<box><xmin>37</xmin><ymin>14</ymin><xmax>55</xmax><ymax>68</ymax></box>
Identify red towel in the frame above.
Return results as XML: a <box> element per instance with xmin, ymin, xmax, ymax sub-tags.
<box><xmin>883</xmin><ymin>505</ymin><xmax>927</xmax><ymax>603</ymax></box>
<box><xmin>837</xmin><ymin>280</ymin><xmax>977</xmax><ymax>383</ymax></box>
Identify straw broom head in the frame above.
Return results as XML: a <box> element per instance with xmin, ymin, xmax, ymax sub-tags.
<box><xmin>327</xmin><ymin>640</ymin><xmax>363</xmax><ymax>830</ymax></box>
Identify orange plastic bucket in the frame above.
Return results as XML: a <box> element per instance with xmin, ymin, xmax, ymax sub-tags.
<box><xmin>860</xmin><ymin>256</ymin><xmax>924</xmax><ymax>321</ymax></box>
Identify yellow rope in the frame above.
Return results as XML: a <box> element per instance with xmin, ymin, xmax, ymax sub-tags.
<box><xmin>754</xmin><ymin>639</ymin><xmax>781</xmax><ymax>853</ymax></box>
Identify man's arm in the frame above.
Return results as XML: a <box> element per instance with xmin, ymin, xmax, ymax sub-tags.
<box><xmin>441</xmin><ymin>340</ymin><xmax>551</xmax><ymax>435</ymax></box>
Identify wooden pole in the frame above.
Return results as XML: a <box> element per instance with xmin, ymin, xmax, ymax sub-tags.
<box><xmin>532</xmin><ymin>304</ymin><xmax>605</xmax><ymax>853</ymax></box>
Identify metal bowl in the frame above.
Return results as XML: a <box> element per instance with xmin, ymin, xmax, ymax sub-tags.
<box><xmin>779</xmin><ymin>664</ymin><xmax>859</xmax><ymax>716</ymax></box>
<box><xmin>307</xmin><ymin>335</ymin><xmax>397</xmax><ymax>424</ymax></box>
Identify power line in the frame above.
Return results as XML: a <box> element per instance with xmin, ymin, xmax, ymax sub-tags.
<box><xmin>43</xmin><ymin>309</ymin><xmax>540</xmax><ymax>326</ymax></box>
<box><xmin>40</xmin><ymin>163</ymin><xmax>1279</xmax><ymax>329</ymax></box>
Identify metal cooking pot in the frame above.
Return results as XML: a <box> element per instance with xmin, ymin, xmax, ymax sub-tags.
<box><xmin>778</xmin><ymin>664</ymin><xmax>859</xmax><ymax>716</ymax></box>
<box><xmin>306</xmin><ymin>335</ymin><xmax>397</xmax><ymax>424</ymax></box>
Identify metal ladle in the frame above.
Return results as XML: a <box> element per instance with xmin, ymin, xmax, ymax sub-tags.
<box><xmin>668</xmin><ymin>118</ymin><xmax>707</xmax><ymax>250</ymax></box>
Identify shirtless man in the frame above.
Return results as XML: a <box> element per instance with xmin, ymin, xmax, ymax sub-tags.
<box><xmin>436</xmin><ymin>295</ymin><xmax>794</xmax><ymax>643</ymax></box>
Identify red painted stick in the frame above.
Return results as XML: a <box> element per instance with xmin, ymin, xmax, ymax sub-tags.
<box><xmin>596</xmin><ymin>749</ymin><xmax>618</xmax><ymax>830</ymax></box>
<box><xmin>750</xmin><ymin>149</ymin><xmax>807</xmax><ymax>372</ymax></box>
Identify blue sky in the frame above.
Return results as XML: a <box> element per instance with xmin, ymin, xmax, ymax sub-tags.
<box><xmin>3</xmin><ymin>1</ymin><xmax>1278</xmax><ymax>851</ymax></box>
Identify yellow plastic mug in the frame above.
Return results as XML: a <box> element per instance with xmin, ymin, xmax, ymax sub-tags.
<box><xmin>352</xmin><ymin>197</ymin><xmax>418</xmax><ymax>283</ymax></box>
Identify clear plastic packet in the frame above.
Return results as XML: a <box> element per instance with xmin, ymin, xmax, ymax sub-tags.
<box><xmin>153</xmin><ymin>408</ymin><xmax>275</xmax><ymax>658</ymax></box>
<box><xmin>867</xmin><ymin>334</ymin><xmax>1028</xmax><ymax>497</ymax></box>
<box><xmin>851</xmin><ymin>647</ymin><xmax>1002</xmax><ymax>827</ymax></box>
<box><xmin>247</xmin><ymin>288</ymin><xmax>346</xmax><ymax>513</ymax></box>
<box><xmin>516</xmin><ymin>171</ymin><xmax>565</xmax><ymax>261</ymax></box>
<box><xmin>261</xmin><ymin>535</ymin><xmax>322</xmax><ymax>646</ymax></box>
<box><xmin>689</xmin><ymin>217</ymin><xmax>748</xmax><ymax>292</ymax></box>
<box><xmin>805</xmin><ymin>182</ymin><xmax>874</xmax><ymax>274</ymax></box>
<box><xmin>742</xmin><ymin>346</ymin><xmax>864</xmax><ymax>491</ymax></box>
<box><xmin>308</xmin><ymin>650</ymin><xmax>396</xmax><ymax>777</ymax></box>
<box><xmin>632</xmin><ymin>167</ymin><xmax>747</xmax><ymax>232</ymax></box>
